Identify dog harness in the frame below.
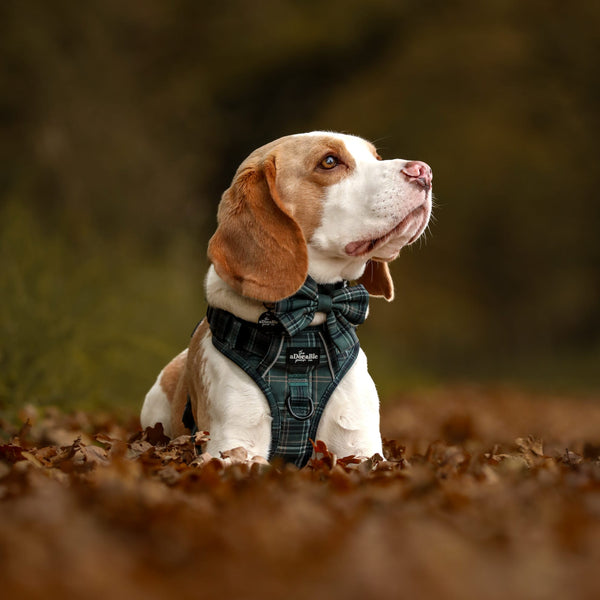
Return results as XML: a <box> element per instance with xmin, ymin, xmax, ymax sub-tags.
<box><xmin>184</xmin><ymin>277</ymin><xmax>369</xmax><ymax>468</ymax></box>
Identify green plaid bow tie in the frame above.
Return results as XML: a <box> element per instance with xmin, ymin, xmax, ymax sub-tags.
<box><xmin>270</xmin><ymin>277</ymin><xmax>369</xmax><ymax>352</ymax></box>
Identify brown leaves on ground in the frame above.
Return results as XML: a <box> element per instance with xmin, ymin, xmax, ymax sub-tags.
<box><xmin>1</xmin><ymin>386</ymin><xmax>600</xmax><ymax>600</ymax></box>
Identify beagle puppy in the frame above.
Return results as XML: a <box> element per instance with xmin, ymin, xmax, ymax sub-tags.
<box><xmin>141</xmin><ymin>132</ymin><xmax>432</xmax><ymax>463</ymax></box>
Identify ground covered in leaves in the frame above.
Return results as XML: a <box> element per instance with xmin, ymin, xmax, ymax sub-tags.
<box><xmin>1</xmin><ymin>386</ymin><xmax>600</xmax><ymax>600</ymax></box>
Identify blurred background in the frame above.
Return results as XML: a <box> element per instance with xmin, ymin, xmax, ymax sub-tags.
<box><xmin>1</xmin><ymin>0</ymin><xmax>598</xmax><ymax>418</ymax></box>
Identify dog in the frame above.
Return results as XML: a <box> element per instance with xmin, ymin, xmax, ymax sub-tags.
<box><xmin>140</xmin><ymin>131</ymin><xmax>432</xmax><ymax>465</ymax></box>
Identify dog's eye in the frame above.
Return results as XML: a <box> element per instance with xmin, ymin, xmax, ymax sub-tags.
<box><xmin>319</xmin><ymin>155</ymin><xmax>339</xmax><ymax>170</ymax></box>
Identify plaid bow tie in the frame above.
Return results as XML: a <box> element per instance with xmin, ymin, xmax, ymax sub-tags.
<box><xmin>270</xmin><ymin>277</ymin><xmax>369</xmax><ymax>352</ymax></box>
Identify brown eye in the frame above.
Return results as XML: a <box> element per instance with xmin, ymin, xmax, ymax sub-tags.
<box><xmin>320</xmin><ymin>155</ymin><xmax>338</xmax><ymax>170</ymax></box>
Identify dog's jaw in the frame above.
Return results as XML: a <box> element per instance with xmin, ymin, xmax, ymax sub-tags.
<box><xmin>344</xmin><ymin>203</ymin><xmax>431</xmax><ymax>261</ymax></box>
<box><xmin>306</xmin><ymin>246</ymin><xmax>371</xmax><ymax>284</ymax></box>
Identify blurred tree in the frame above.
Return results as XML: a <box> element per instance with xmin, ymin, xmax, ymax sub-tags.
<box><xmin>0</xmin><ymin>0</ymin><xmax>598</xmax><ymax>414</ymax></box>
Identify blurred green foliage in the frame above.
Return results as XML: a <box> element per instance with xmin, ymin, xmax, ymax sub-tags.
<box><xmin>0</xmin><ymin>199</ymin><xmax>203</xmax><ymax>417</ymax></box>
<box><xmin>1</xmin><ymin>0</ymin><xmax>599</xmax><ymax>417</ymax></box>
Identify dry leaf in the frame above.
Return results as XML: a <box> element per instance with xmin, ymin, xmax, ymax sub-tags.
<box><xmin>2</xmin><ymin>395</ymin><xmax>600</xmax><ymax>600</ymax></box>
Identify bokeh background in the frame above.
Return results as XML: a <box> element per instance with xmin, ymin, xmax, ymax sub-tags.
<box><xmin>1</xmin><ymin>0</ymin><xmax>598</xmax><ymax>418</ymax></box>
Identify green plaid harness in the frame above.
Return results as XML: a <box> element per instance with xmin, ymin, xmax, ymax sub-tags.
<box><xmin>187</xmin><ymin>277</ymin><xmax>369</xmax><ymax>467</ymax></box>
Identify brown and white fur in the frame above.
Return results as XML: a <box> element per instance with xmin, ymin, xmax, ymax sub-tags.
<box><xmin>141</xmin><ymin>132</ymin><xmax>432</xmax><ymax>460</ymax></box>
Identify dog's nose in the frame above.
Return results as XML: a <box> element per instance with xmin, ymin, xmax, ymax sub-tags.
<box><xmin>402</xmin><ymin>161</ymin><xmax>433</xmax><ymax>190</ymax></box>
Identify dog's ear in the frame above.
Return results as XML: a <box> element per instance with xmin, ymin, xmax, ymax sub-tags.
<box><xmin>357</xmin><ymin>260</ymin><xmax>394</xmax><ymax>301</ymax></box>
<box><xmin>207</xmin><ymin>156</ymin><xmax>308</xmax><ymax>303</ymax></box>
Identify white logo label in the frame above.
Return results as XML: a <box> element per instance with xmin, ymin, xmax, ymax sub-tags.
<box><xmin>287</xmin><ymin>348</ymin><xmax>320</xmax><ymax>365</ymax></box>
<box><xmin>290</xmin><ymin>350</ymin><xmax>318</xmax><ymax>362</ymax></box>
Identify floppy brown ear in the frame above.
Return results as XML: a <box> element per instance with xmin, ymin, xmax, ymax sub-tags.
<box><xmin>357</xmin><ymin>260</ymin><xmax>394</xmax><ymax>301</ymax></box>
<box><xmin>207</xmin><ymin>156</ymin><xmax>308</xmax><ymax>303</ymax></box>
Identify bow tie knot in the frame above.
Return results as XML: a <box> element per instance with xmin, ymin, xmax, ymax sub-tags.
<box><xmin>316</xmin><ymin>294</ymin><xmax>333</xmax><ymax>313</ymax></box>
<box><xmin>269</xmin><ymin>277</ymin><xmax>369</xmax><ymax>352</ymax></box>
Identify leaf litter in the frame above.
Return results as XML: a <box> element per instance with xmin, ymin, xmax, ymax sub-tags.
<box><xmin>1</xmin><ymin>386</ymin><xmax>600</xmax><ymax>600</ymax></box>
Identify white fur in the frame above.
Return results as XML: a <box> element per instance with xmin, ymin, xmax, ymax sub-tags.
<box><xmin>142</xmin><ymin>132</ymin><xmax>432</xmax><ymax>461</ymax></box>
<box><xmin>140</xmin><ymin>368</ymin><xmax>174</xmax><ymax>437</ymax></box>
<box><xmin>308</xmin><ymin>133</ymin><xmax>432</xmax><ymax>282</ymax></box>
<box><xmin>201</xmin><ymin>335</ymin><xmax>273</xmax><ymax>458</ymax></box>
<box><xmin>315</xmin><ymin>348</ymin><xmax>382</xmax><ymax>457</ymax></box>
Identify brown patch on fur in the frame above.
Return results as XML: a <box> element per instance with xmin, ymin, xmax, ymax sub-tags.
<box><xmin>184</xmin><ymin>319</ymin><xmax>210</xmax><ymax>435</ymax></box>
<box><xmin>357</xmin><ymin>260</ymin><xmax>394</xmax><ymax>301</ymax></box>
<box><xmin>360</xmin><ymin>138</ymin><xmax>382</xmax><ymax>161</ymax></box>
<box><xmin>208</xmin><ymin>134</ymin><xmax>358</xmax><ymax>303</ymax></box>
<box><xmin>168</xmin><ymin>319</ymin><xmax>211</xmax><ymax>438</ymax></box>
<box><xmin>272</xmin><ymin>136</ymin><xmax>356</xmax><ymax>240</ymax></box>
<box><xmin>207</xmin><ymin>157</ymin><xmax>308</xmax><ymax>303</ymax></box>
<box><xmin>159</xmin><ymin>351</ymin><xmax>188</xmax><ymax>405</ymax></box>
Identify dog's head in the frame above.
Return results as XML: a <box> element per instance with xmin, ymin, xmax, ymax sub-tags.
<box><xmin>208</xmin><ymin>132</ymin><xmax>432</xmax><ymax>303</ymax></box>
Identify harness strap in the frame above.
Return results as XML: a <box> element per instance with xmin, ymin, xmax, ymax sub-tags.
<box><xmin>203</xmin><ymin>306</ymin><xmax>361</xmax><ymax>467</ymax></box>
<box><xmin>185</xmin><ymin>278</ymin><xmax>369</xmax><ymax>467</ymax></box>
